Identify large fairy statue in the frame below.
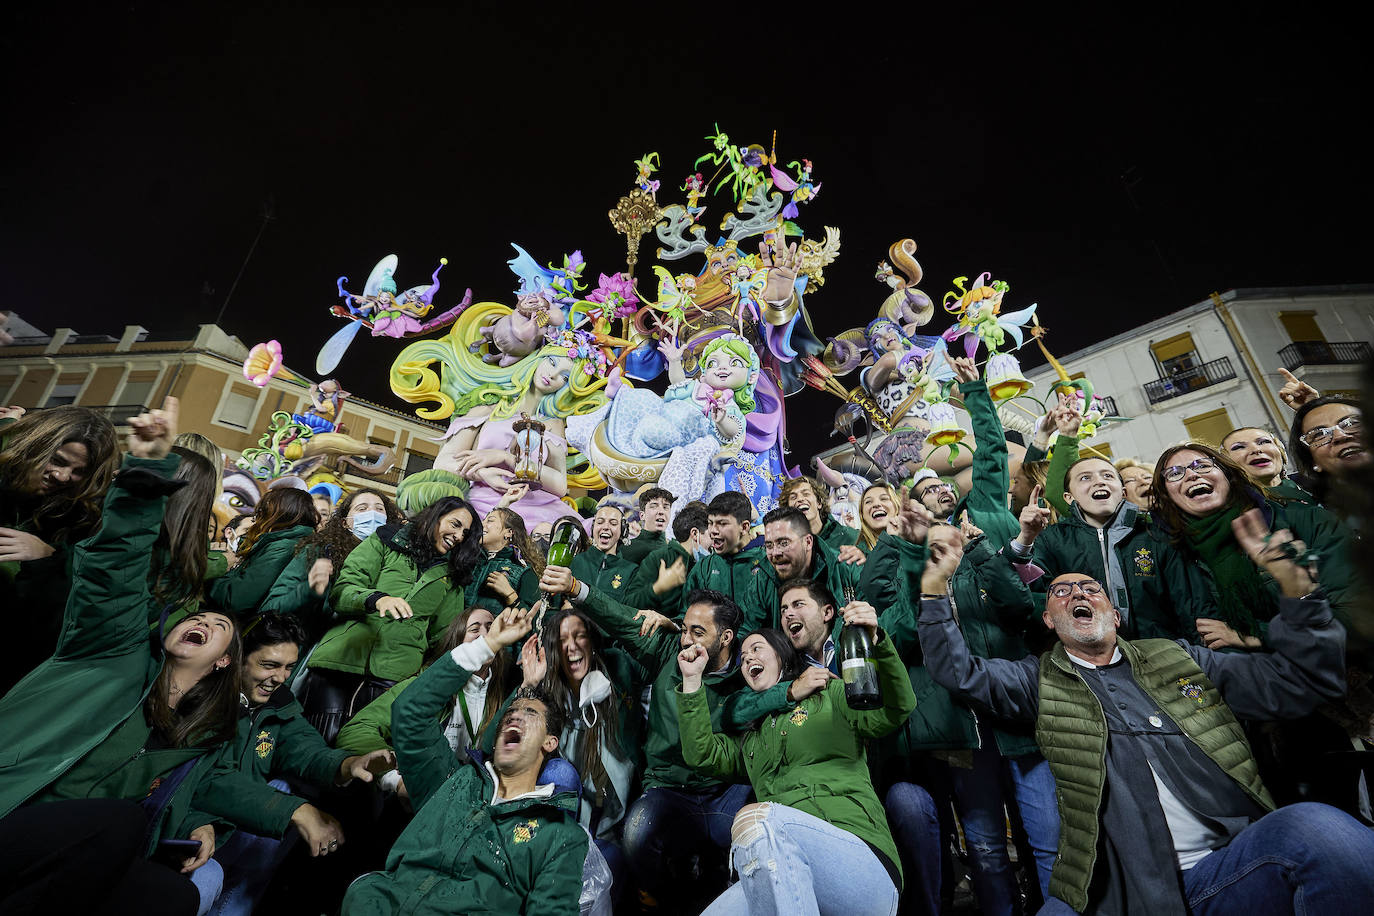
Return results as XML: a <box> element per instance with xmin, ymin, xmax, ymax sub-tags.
<box><xmin>390</xmin><ymin>302</ymin><xmax>608</xmax><ymax>528</ymax></box>
<box><xmin>568</xmin><ymin>333</ymin><xmax>760</xmax><ymax>512</ymax></box>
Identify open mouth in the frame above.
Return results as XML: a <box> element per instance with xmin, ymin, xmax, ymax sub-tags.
<box><xmin>1071</xmin><ymin>604</ymin><xmax>1094</xmax><ymax>622</ymax></box>
<box><xmin>181</xmin><ymin>627</ymin><xmax>209</xmax><ymax>646</ymax></box>
<box><xmin>786</xmin><ymin>620</ymin><xmax>804</xmax><ymax>637</ymax></box>
<box><xmin>1185</xmin><ymin>482</ymin><xmax>1214</xmax><ymax>499</ymax></box>
<box><xmin>442</xmin><ymin>533</ymin><xmax>459</xmax><ymax>551</ymax></box>
<box><xmin>1089</xmin><ymin>487</ymin><xmax>1112</xmax><ymax>501</ymax></box>
<box><xmin>870</xmin><ymin>507</ymin><xmax>889</xmax><ymax>521</ymax></box>
<box><xmin>1338</xmin><ymin>444</ymin><xmax>1365</xmax><ymax>460</ymax></box>
<box><xmin>1248</xmin><ymin>455</ymin><xmax>1273</xmax><ymax>469</ymax></box>
<box><xmin>499</xmin><ymin>725</ymin><xmax>523</xmax><ymax>750</ymax></box>
<box><xmin>747</xmin><ymin>662</ymin><xmax>765</xmax><ymax>678</ymax></box>
<box><xmin>566</xmin><ymin>651</ymin><xmax>586</xmax><ymax>675</ymax></box>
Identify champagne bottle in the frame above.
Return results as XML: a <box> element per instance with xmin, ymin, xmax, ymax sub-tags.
<box><xmin>838</xmin><ymin>621</ymin><xmax>882</xmax><ymax>710</ymax></box>
<box><xmin>541</xmin><ymin>518</ymin><xmax>583</xmax><ymax>616</ymax></box>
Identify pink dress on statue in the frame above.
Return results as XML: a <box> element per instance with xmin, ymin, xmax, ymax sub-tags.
<box><xmin>444</xmin><ymin>413</ymin><xmax>574</xmax><ymax>530</ymax></box>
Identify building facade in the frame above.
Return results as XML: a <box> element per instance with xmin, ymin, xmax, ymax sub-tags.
<box><xmin>0</xmin><ymin>315</ymin><xmax>446</xmax><ymax>496</ymax></box>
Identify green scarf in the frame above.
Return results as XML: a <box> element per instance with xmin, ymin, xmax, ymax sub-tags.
<box><xmin>1185</xmin><ymin>506</ymin><xmax>1271</xmax><ymax>638</ymax></box>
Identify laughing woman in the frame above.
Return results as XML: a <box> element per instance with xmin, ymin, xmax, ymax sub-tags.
<box><xmin>1220</xmin><ymin>426</ymin><xmax>1312</xmax><ymax>503</ymax></box>
<box><xmin>296</xmin><ymin>495</ymin><xmax>483</xmax><ymax>743</ymax></box>
<box><xmin>0</xmin><ymin>400</ymin><xmax>337</xmax><ymax>916</ymax></box>
<box><xmin>676</xmin><ymin>612</ymin><xmax>916</xmax><ymax>916</ymax></box>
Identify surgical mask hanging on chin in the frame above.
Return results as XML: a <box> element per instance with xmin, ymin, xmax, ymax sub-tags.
<box><xmin>350</xmin><ymin>509</ymin><xmax>388</xmax><ymax>542</ymax></box>
<box><xmin>578</xmin><ymin>669</ymin><xmax>613</xmax><ymax>727</ymax></box>
<box><xmin>693</xmin><ymin>542</ymin><xmax>711</xmax><ymax>561</ymax></box>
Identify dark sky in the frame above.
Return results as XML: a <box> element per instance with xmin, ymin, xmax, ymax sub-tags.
<box><xmin>4</xmin><ymin>7</ymin><xmax>1369</xmax><ymax>463</ymax></box>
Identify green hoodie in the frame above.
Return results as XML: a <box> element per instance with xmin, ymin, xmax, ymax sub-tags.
<box><xmin>818</xmin><ymin>516</ymin><xmax>860</xmax><ymax>551</ymax></box>
<box><xmin>676</xmin><ymin>632</ymin><xmax>916</xmax><ymax>888</ymax></box>
<box><xmin>620</xmin><ymin>528</ymin><xmax>667</xmax><ymax>565</ymax></box>
<box><xmin>343</xmin><ymin>649</ymin><xmax>587</xmax><ymax>916</ymax></box>
<box><xmin>684</xmin><ymin>546</ymin><xmax>768</xmax><ymax>632</ymax></box>
<box><xmin>633</xmin><ymin>539</ymin><xmax>694</xmax><ymax>612</ymax></box>
<box><xmin>312</xmin><ymin>525</ymin><xmax>467</xmax><ymax>681</ymax></box>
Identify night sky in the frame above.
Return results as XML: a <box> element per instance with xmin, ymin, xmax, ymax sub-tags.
<box><xmin>5</xmin><ymin>7</ymin><xmax>1369</xmax><ymax>463</ymax></box>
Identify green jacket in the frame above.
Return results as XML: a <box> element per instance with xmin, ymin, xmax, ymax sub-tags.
<box><xmin>1170</xmin><ymin>498</ymin><xmax>1359</xmax><ymax>657</ymax></box>
<box><xmin>683</xmin><ymin>546</ymin><xmax>768</xmax><ymax>630</ymax></box>
<box><xmin>889</xmin><ymin>536</ymin><xmax>1039</xmax><ymax>756</ymax></box>
<box><xmin>1024</xmin><ymin>501</ymin><xmax>1209</xmax><ymax>641</ymax></box>
<box><xmin>1042</xmin><ymin>433</ymin><xmax>1079</xmax><ymax>518</ymax></box>
<box><xmin>343</xmin><ymin>650</ymin><xmax>587</xmax><ymax>916</ymax></box>
<box><xmin>466</xmin><ymin>546</ymin><xmax>539</xmax><ymax>613</ymax></box>
<box><xmin>258</xmin><ymin>548</ymin><xmax>330</xmax><ymax>630</ymax></box>
<box><xmin>576</xmin><ymin>584</ymin><xmax>748</xmax><ymax>791</ymax></box>
<box><xmin>0</xmin><ymin>455</ymin><xmax>301</xmax><ymax>851</ymax></box>
<box><xmin>955</xmin><ymin>380</ymin><xmax>1020</xmax><ymax>547</ymax></box>
<box><xmin>234</xmin><ymin>687</ymin><xmax>351</xmax><ymax>786</ymax></box>
<box><xmin>858</xmin><ymin>533</ymin><xmax>904</xmax><ymax>613</ymax></box>
<box><xmin>312</xmin><ymin>525</ymin><xmax>467</xmax><ymax>681</ymax></box>
<box><xmin>570</xmin><ymin>545</ymin><xmax>646</xmax><ymax>598</ymax></box>
<box><xmin>207</xmin><ymin>524</ymin><xmax>315</xmax><ymax>614</ymax></box>
<box><xmin>818</xmin><ymin>516</ymin><xmax>860</xmax><ymax>551</ymax></box>
<box><xmin>634</xmin><ymin>540</ymin><xmax>694</xmax><ymax>612</ymax></box>
<box><xmin>744</xmin><ymin>534</ymin><xmax>863</xmax><ymax>633</ymax></box>
<box><xmin>620</xmin><ymin>529</ymin><xmax>666</xmax><ymax>565</ymax></box>
<box><xmin>677</xmin><ymin>633</ymin><xmax>916</xmax><ymax>887</ymax></box>
<box><xmin>1037</xmin><ymin>639</ymin><xmax>1273</xmax><ymax>911</ymax></box>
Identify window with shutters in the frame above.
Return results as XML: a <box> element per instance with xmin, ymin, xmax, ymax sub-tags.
<box><xmin>1183</xmin><ymin>407</ymin><xmax>1234</xmax><ymax>447</ymax></box>
<box><xmin>1278</xmin><ymin>311</ymin><xmax>1324</xmax><ymax>343</ymax></box>
<box><xmin>1150</xmin><ymin>333</ymin><xmax>1199</xmax><ymax>375</ymax></box>
<box><xmin>215</xmin><ymin>391</ymin><xmax>258</xmax><ymax>430</ymax></box>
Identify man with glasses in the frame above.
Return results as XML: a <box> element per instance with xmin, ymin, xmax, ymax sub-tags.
<box><xmin>909</xmin><ymin>498</ymin><xmax>1374</xmax><ymax>914</ymax></box>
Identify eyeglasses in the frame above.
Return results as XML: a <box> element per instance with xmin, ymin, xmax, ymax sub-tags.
<box><xmin>1048</xmin><ymin>580</ymin><xmax>1105</xmax><ymax>599</ymax></box>
<box><xmin>918</xmin><ymin>482</ymin><xmax>955</xmax><ymax>497</ymax></box>
<box><xmin>1162</xmin><ymin>457</ymin><xmax>1217</xmax><ymax>482</ymax></box>
<box><xmin>1299</xmin><ymin>414</ymin><xmax>1362</xmax><ymax>448</ymax></box>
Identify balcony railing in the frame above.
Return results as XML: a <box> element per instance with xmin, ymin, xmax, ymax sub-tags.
<box><xmin>81</xmin><ymin>403</ymin><xmax>152</xmax><ymax>425</ymax></box>
<box><xmin>1277</xmin><ymin>340</ymin><xmax>1372</xmax><ymax>372</ymax></box>
<box><xmin>1142</xmin><ymin>357</ymin><xmax>1237</xmax><ymax>405</ymax></box>
<box><xmin>1097</xmin><ymin>395</ymin><xmax>1120</xmax><ymax>418</ymax></box>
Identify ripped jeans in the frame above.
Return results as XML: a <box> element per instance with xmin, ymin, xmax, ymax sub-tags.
<box><xmin>703</xmin><ymin>803</ymin><xmax>899</xmax><ymax>916</ymax></box>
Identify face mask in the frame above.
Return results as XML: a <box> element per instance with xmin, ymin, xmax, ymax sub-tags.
<box><xmin>225</xmin><ymin>532</ymin><xmax>240</xmax><ymax>553</ymax></box>
<box><xmin>350</xmin><ymin>509</ymin><xmax>387</xmax><ymax>541</ymax></box>
<box><xmin>578</xmin><ymin>669</ymin><xmax>613</xmax><ymax>727</ymax></box>
<box><xmin>534</xmin><ymin>536</ymin><xmax>552</xmax><ymax>555</ymax></box>
<box><xmin>693</xmin><ymin>542</ymin><xmax>711</xmax><ymax>561</ymax></box>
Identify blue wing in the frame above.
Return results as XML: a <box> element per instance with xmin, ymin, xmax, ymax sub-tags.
<box><xmin>316</xmin><ymin>321</ymin><xmax>363</xmax><ymax>375</ymax></box>
<box><xmin>997</xmin><ymin>303</ymin><xmax>1039</xmax><ymax>349</ymax></box>
<box><xmin>507</xmin><ymin>243</ymin><xmax>554</xmax><ymax>297</ymax></box>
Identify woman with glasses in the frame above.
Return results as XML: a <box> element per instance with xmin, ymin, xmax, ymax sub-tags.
<box><xmin>1221</xmin><ymin>426</ymin><xmax>1312</xmax><ymax>503</ymax></box>
<box><xmin>1152</xmin><ymin>443</ymin><xmax>1354</xmax><ymax>650</ymax></box>
<box><xmin>1286</xmin><ymin>397</ymin><xmax>1366</xmax><ymax>508</ymax></box>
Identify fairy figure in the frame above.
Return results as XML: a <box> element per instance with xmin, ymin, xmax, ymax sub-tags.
<box><xmin>292</xmin><ymin>379</ymin><xmax>350</xmax><ymax>435</ymax></box>
<box><xmin>860</xmin><ymin>318</ymin><xmax>952</xmax><ymax>425</ymax></box>
<box><xmin>940</xmin><ymin>272</ymin><xmax>1038</xmax><ymax>359</ymax></box>
<box><xmin>681</xmin><ymin>172</ymin><xmax>707</xmax><ymax>223</ymax></box>
<box><xmin>768</xmin><ymin>158</ymin><xmax>823</xmax><ymax>219</ymax></box>
<box><xmin>635</xmin><ymin>152</ymin><xmax>661</xmax><ymax>197</ymax></box>
<box><xmin>729</xmin><ymin>262</ymin><xmax>767</xmax><ymax>333</ymax></box>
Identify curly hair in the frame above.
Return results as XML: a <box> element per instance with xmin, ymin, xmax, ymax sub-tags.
<box><xmin>294</xmin><ymin>487</ymin><xmax>403</xmax><ymax>565</ymax></box>
<box><xmin>780</xmin><ymin>476</ymin><xmax>830</xmax><ymax>519</ymax></box>
<box><xmin>0</xmin><ymin>406</ymin><xmax>119</xmax><ymax>543</ymax></box>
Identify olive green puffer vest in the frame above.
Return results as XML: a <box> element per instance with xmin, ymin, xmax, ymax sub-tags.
<box><xmin>1035</xmin><ymin>638</ymin><xmax>1274</xmax><ymax>912</ymax></box>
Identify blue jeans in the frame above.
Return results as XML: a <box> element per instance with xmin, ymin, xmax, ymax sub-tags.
<box><xmin>622</xmin><ymin>783</ymin><xmax>752</xmax><ymax>898</ymax></box>
<box><xmin>1039</xmin><ymin>802</ymin><xmax>1374</xmax><ymax>915</ymax></box>
<box><xmin>884</xmin><ymin>782</ymin><xmax>942</xmax><ymax>916</ymax></box>
<box><xmin>704</xmin><ymin>803</ymin><xmax>899</xmax><ymax>916</ymax></box>
<box><xmin>207</xmin><ymin>779</ymin><xmax>297</xmax><ymax>916</ymax></box>
<box><xmin>187</xmin><ymin>857</ymin><xmax>223</xmax><ymax>916</ymax></box>
<box><xmin>949</xmin><ymin>747</ymin><xmax>1059</xmax><ymax>914</ymax></box>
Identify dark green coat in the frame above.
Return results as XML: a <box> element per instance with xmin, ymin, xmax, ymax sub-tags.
<box><xmin>683</xmin><ymin>546</ymin><xmax>768</xmax><ymax>631</ymax></box>
<box><xmin>743</xmin><ymin>534</ymin><xmax>864</xmax><ymax>633</ymax></box>
<box><xmin>677</xmin><ymin>633</ymin><xmax>916</xmax><ymax>887</ymax></box>
<box><xmin>1026</xmin><ymin>501</ymin><xmax>1209</xmax><ymax>641</ymax></box>
<box><xmin>207</xmin><ymin>524</ymin><xmax>315</xmax><ymax>614</ymax></box>
<box><xmin>313</xmin><ymin>525</ymin><xmax>467</xmax><ymax>681</ymax></box>
<box><xmin>0</xmin><ymin>455</ymin><xmax>301</xmax><ymax>851</ymax></box>
<box><xmin>343</xmin><ymin>650</ymin><xmax>587</xmax><ymax>916</ymax></box>
<box><xmin>570</xmin><ymin>545</ymin><xmax>646</xmax><ymax>599</ymax></box>
<box><xmin>620</xmin><ymin>528</ymin><xmax>666</xmax><ymax>565</ymax></box>
<box><xmin>633</xmin><ymin>540</ymin><xmax>694</xmax><ymax>612</ymax></box>
<box><xmin>818</xmin><ymin>516</ymin><xmax>860</xmax><ymax>551</ymax></box>
<box><xmin>889</xmin><ymin>536</ymin><xmax>1039</xmax><ymax>756</ymax></box>
<box><xmin>465</xmin><ymin>546</ymin><xmax>539</xmax><ymax>613</ymax></box>
<box><xmin>258</xmin><ymin>548</ymin><xmax>328</xmax><ymax>625</ymax></box>
<box><xmin>955</xmin><ymin>380</ymin><xmax>1021</xmax><ymax>548</ymax></box>
<box><xmin>233</xmin><ymin>687</ymin><xmax>351</xmax><ymax>786</ymax></box>
<box><xmin>576</xmin><ymin>584</ymin><xmax>747</xmax><ymax>791</ymax></box>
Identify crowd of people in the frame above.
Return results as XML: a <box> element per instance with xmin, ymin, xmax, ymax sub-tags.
<box><xmin>0</xmin><ymin>357</ymin><xmax>1371</xmax><ymax>916</ymax></box>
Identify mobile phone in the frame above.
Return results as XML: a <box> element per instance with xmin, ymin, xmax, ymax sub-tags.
<box><xmin>158</xmin><ymin>838</ymin><xmax>202</xmax><ymax>853</ymax></box>
<box><xmin>1037</xmin><ymin>497</ymin><xmax>1047</xmax><ymax>509</ymax></box>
